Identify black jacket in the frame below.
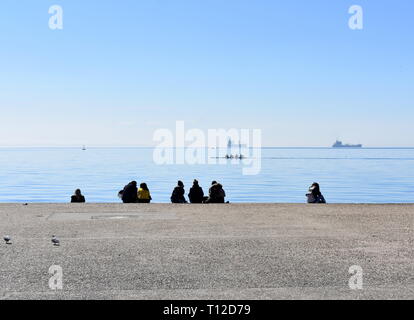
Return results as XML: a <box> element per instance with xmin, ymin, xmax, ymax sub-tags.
<box><xmin>306</xmin><ymin>193</ymin><xmax>326</xmax><ymax>204</ymax></box>
<box><xmin>188</xmin><ymin>185</ymin><xmax>204</xmax><ymax>203</ymax></box>
<box><xmin>71</xmin><ymin>195</ymin><xmax>85</xmax><ymax>203</ymax></box>
<box><xmin>206</xmin><ymin>184</ymin><xmax>226</xmax><ymax>203</ymax></box>
<box><xmin>122</xmin><ymin>182</ymin><xmax>138</xmax><ymax>203</ymax></box>
<box><xmin>171</xmin><ymin>186</ymin><xmax>186</xmax><ymax>203</ymax></box>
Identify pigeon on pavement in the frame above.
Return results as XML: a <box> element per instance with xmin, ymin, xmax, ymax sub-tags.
<box><xmin>51</xmin><ymin>235</ymin><xmax>60</xmax><ymax>246</ymax></box>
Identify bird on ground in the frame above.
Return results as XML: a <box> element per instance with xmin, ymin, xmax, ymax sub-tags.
<box><xmin>3</xmin><ymin>236</ymin><xmax>11</xmax><ymax>244</ymax></box>
<box><xmin>51</xmin><ymin>235</ymin><xmax>60</xmax><ymax>246</ymax></box>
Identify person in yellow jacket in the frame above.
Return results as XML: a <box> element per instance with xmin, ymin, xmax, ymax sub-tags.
<box><xmin>137</xmin><ymin>183</ymin><xmax>152</xmax><ymax>203</ymax></box>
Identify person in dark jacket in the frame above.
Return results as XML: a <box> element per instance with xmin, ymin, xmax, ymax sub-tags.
<box><xmin>204</xmin><ymin>181</ymin><xmax>226</xmax><ymax>203</ymax></box>
<box><xmin>188</xmin><ymin>179</ymin><xmax>204</xmax><ymax>203</ymax></box>
<box><xmin>71</xmin><ymin>189</ymin><xmax>85</xmax><ymax>203</ymax></box>
<box><xmin>121</xmin><ymin>181</ymin><xmax>138</xmax><ymax>203</ymax></box>
<box><xmin>170</xmin><ymin>180</ymin><xmax>187</xmax><ymax>203</ymax></box>
<box><xmin>306</xmin><ymin>182</ymin><xmax>326</xmax><ymax>203</ymax></box>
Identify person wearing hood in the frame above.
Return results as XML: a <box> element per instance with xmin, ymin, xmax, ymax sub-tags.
<box><xmin>71</xmin><ymin>189</ymin><xmax>85</xmax><ymax>203</ymax></box>
<box><xmin>121</xmin><ymin>181</ymin><xmax>138</xmax><ymax>203</ymax></box>
<box><xmin>188</xmin><ymin>179</ymin><xmax>204</xmax><ymax>203</ymax></box>
<box><xmin>204</xmin><ymin>181</ymin><xmax>226</xmax><ymax>203</ymax></box>
<box><xmin>306</xmin><ymin>182</ymin><xmax>326</xmax><ymax>204</ymax></box>
<box><xmin>170</xmin><ymin>180</ymin><xmax>187</xmax><ymax>203</ymax></box>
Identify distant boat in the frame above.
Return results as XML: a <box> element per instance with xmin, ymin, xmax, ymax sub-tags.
<box><xmin>82</xmin><ymin>145</ymin><xmax>86</xmax><ymax>150</ymax></box>
<box><xmin>332</xmin><ymin>140</ymin><xmax>362</xmax><ymax>148</ymax></box>
<box><xmin>225</xmin><ymin>139</ymin><xmax>244</xmax><ymax>159</ymax></box>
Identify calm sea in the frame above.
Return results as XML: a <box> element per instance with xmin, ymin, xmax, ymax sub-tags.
<box><xmin>0</xmin><ymin>147</ymin><xmax>413</xmax><ymax>203</ymax></box>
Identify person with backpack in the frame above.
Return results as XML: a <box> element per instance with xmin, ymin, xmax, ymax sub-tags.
<box><xmin>306</xmin><ymin>182</ymin><xmax>326</xmax><ymax>204</ymax></box>
<box><xmin>188</xmin><ymin>179</ymin><xmax>204</xmax><ymax>203</ymax></box>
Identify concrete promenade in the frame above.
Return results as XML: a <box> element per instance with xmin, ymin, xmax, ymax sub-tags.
<box><xmin>0</xmin><ymin>203</ymin><xmax>413</xmax><ymax>300</ymax></box>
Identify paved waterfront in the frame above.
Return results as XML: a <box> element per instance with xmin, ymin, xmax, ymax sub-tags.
<box><xmin>0</xmin><ymin>203</ymin><xmax>413</xmax><ymax>300</ymax></box>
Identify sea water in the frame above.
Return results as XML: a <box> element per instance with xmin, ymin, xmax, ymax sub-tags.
<box><xmin>0</xmin><ymin>147</ymin><xmax>413</xmax><ymax>203</ymax></box>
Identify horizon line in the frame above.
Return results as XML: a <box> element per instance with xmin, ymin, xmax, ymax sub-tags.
<box><xmin>1</xmin><ymin>145</ymin><xmax>414</xmax><ymax>149</ymax></box>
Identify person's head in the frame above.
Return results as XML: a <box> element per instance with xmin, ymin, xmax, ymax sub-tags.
<box><xmin>309</xmin><ymin>182</ymin><xmax>321</xmax><ymax>195</ymax></box>
<box><xmin>193</xmin><ymin>179</ymin><xmax>199</xmax><ymax>186</ymax></box>
<box><xmin>178</xmin><ymin>180</ymin><xmax>184</xmax><ymax>187</ymax></box>
<box><xmin>211</xmin><ymin>181</ymin><xmax>217</xmax><ymax>185</ymax></box>
<box><xmin>131</xmin><ymin>181</ymin><xmax>137</xmax><ymax>187</ymax></box>
<box><xmin>75</xmin><ymin>189</ymin><xmax>82</xmax><ymax>196</ymax></box>
<box><xmin>140</xmin><ymin>183</ymin><xmax>148</xmax><ymax>190</ymax></box>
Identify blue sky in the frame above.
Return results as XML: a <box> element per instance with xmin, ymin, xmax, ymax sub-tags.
<box><xmin>0</xmin><ymin>0</ymin><xmax>413</xmax><ymax>147</ymax></box>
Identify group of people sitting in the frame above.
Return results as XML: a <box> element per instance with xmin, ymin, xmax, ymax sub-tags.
<box><xmin>117</xmin><ymin>179</ymin><xmax>227</xmax><ymax>204</ymax></box>
<box><xmin>118</xmin><ymin>182</ymin><xmax>152</xmax><ymax>203</ymax></box>
<box><xmin>70</xmin><ymin>181</ymin><xmax>326</xmax><ymax>204</ymax></box>
<box><xmin>171</xmin><ymin>180</ymin><xmax>226</xmax><ymax>204</ymax></box>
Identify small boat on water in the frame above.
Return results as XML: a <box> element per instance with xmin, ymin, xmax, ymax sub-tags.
<box><xmin>332</xmin><ymin>140</ymin><xmax>362</xmax><ymax>148</ymax></box>
<box><xmin>225</xmin><ymin>139</ymin><xmax>245</xmax><ymax>159</ymax></box>
<box><xmin>82</xmin><ymin>145</ymin><xmax>86</xmax><ymax>150</ymax></box>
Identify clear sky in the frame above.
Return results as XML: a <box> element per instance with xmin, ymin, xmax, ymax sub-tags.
<box><xmin>0</xmin><ymin>0</ymin><xmax>413</xmax><ymax>147</ymax></box>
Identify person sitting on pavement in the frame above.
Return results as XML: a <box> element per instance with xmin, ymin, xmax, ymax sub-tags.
<box><xmin>170</xmin><ymin>180</ymin><xmax>187</xmax><ymax>203</ymax></box>
<box><xmin>137</xmin><ymin>183</ymin><xmax>152</xmax><ymax>203</ymax></box>
<box><xmin>306</xmin><ymin>182</ymin><xmax>326</xmax><ymax>204</ymax></box>
<box><xmin>71</xmin><ymin>189</ymin><xmax>85</xmax><ymax>203</ymax></box>
<box><xmin>204</xmin><ymin>181</ymin><xmax>226</xmax><ymax>203</ymax></box>
<box><xmin>188</xmin><ymin>179</ymin><xmax>204</xmax><ymax>204</ymax></box>
<box><xmin>121</xmin><ymin>181</ymin><xmax>138</xmax><ymax>203</ymax></box>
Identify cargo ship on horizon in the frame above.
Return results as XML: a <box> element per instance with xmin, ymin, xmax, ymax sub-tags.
<box><xmin>332</xmin><ymin>140</ymin><xmax>362</xmax><ymax>148</ymax></box>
